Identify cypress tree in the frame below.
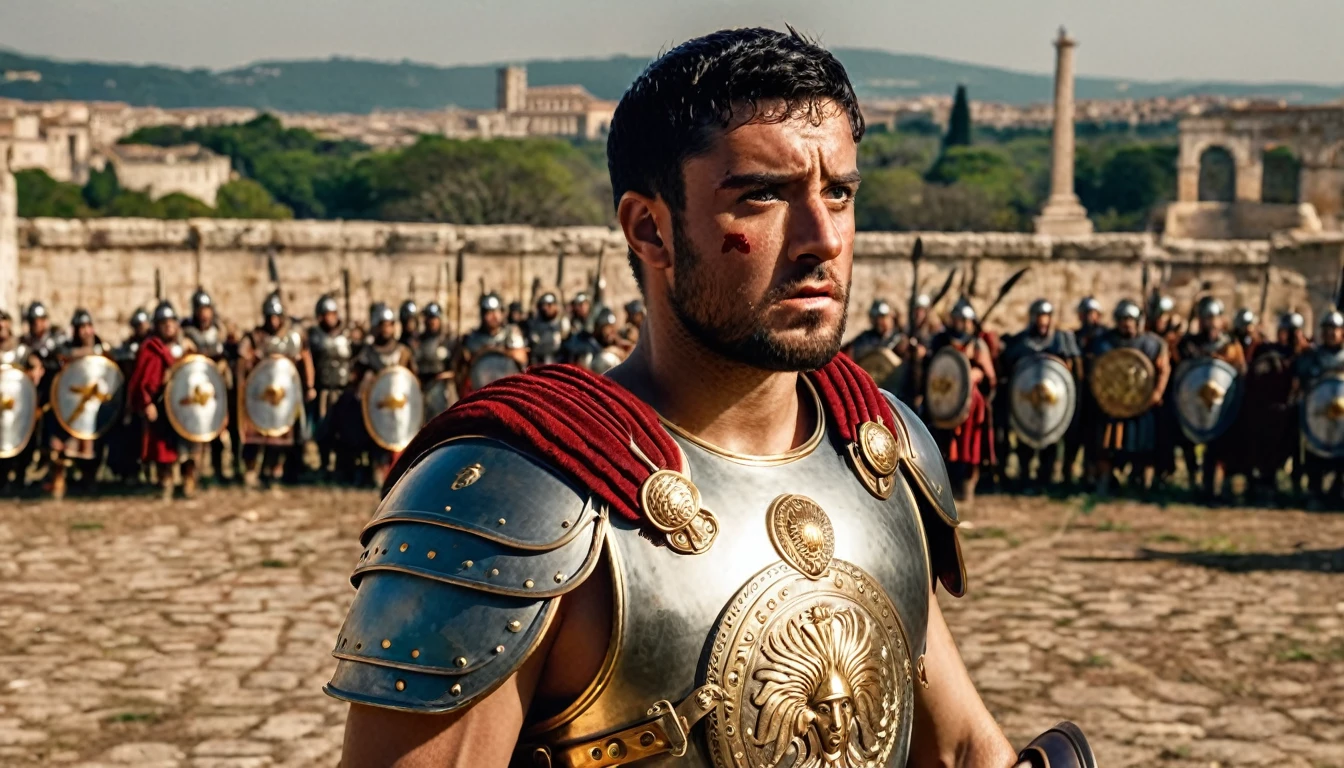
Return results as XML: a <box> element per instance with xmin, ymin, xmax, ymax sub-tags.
<box><xmin>945</xmin><ymin>84</ymin><xmax>972</xmax><ymax>148</ymax></box>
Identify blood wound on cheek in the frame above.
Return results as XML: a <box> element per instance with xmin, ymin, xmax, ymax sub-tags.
<box><xmin>721</xmin><ymin>233</ymin><xmax>751</xmax><ymax>254</ymax></box>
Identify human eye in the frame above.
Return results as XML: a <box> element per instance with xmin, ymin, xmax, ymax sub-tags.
<box><xmin>740</xmin><ymin>187</ymin><xmax>781</xmax><ymax>203</ymax></box>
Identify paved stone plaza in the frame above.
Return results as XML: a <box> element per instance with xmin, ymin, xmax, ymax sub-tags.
<box><xmin>0</xmin><ymin>488</ymin><xmax>1340</xmax><ymax>767</ymax></box>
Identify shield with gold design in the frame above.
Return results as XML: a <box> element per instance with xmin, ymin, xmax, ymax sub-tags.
<box><xmin>1009</xmin><ymin>353</ymin><xmax>1076</xmax><ymax>450</ymax></box>
<box><xmin>1301</xmin><ymin>371</ymin><xmax>1344</xmax><ymax>458</ymax></box>
<box><xmin>362</xmin><ymin>365</ymin><xmax>424</xmax><ymax>452</ymax></box>
<box><xmin>242</xmin><ymin>354</ymin><xmax>303</xmax><ymax>437</ymax></box>
<box><xmin>165</xmin><ymin>354</ymin><xmax>228</xmax><ymax>443</ymax></box>
<box><xmin>1090</xmin><ymin>346</ymin><xmax>1157</xmax><ymax>419</ymax></box>
<box><xmin>51</xmin><ymin>354</ymin><xmax>125</xmax><ymax>440</ymax></box>
<box><xmin>924</xmin><ymin>345</ymin><xmax>973</xmax><ymax>429</ymax></box>
<box><xmin>1172</xmin><ymin>357</ymin><xmax>1242</xmax><ymax>444</ymax></box>
<box><xmin>0</xmin><ymin>365</ymin><xmax>39</xmax><ymax>459</ymax></box>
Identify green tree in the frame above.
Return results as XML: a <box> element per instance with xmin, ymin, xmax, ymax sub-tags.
<box><xmin>215</xmin><ymin>179</ymin><xmax>293</xmax><ymax>219</ymax></box>
<box><xmin>1098</xmin><ymin>144</ymin><xmax>1177</xmax><ymax>215</ymax></box>
<box><xmin>14</xmin><ymin>170</ymin><xmax>92</xmax><ymax>218</ymax></box>
<box><xmin>103</xmin><ymin>190</ymin><xmax>165</xmax><ymax>218</ymax></box>
<box><xmin>82</xmin><ymin>164</ymin><xmax>121</xmax><ymax>209</ymax></box>
<box><xmin>157</xmin><ymin>193</ymin><xmax>215</xmax><ymax>219</ymax></box>
<box><xmin>944</xmin><ymin>85</ymin><xmax>971</xmax><ymax>148</ymax></box>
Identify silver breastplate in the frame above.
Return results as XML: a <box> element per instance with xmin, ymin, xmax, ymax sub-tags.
<box><xmin>528</xmin><ymin>319</ymin><xmax>567</xmax><ymax>364</ymax></box>
<box><xmin>415</xmin><ymin>332</ymin><xmax>452</xmax><ymax>376</ymax></box>
<box><xmin>260</xmin><ymin>328</ymin><xmax>303</xmax><ymax>360</ymax></box>
<box><xmin>311</xmin><ymin>327</ymin><xmax>352</xmax><ymax>389</ymax></box>
<box><xmin>0</xmin><ymin>342</ymin><xmax>29</xmax><ymax>367</ymax></box>
<box><xmin>533</xmin><ymin>421</ymin><xmax>930</xmax><ymax>767</ymax></box>
<box><xmin>185</xmin><ymin>324</ymin><xmax>225</xmax><ymax>359</ymax></box>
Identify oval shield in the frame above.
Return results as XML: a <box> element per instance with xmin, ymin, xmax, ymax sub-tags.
<box><xmin>857</xmin><ymin>347</ymin><xmax>908</xmax><ymax>394</ymax></box>
<box><xmin>242</xmin><ymin>355</ymin><xmax>303</xmax><ymax>436</ymax></box>
<box><xmin>1009</xmin><ymin>354</ymin><xmax>1077</xmax><ymax>450</ymax></box>
<box><xmin>1301</xmin><ymin>372</ymin><xmax>1344</xmax><ymax>458</ymax></box>
<box><xmin>0</xmin><ymin>365</ymin><xmax>39</xmax><ymax>459</ymax></box>
<box><xmin>468</xmin><ymin>350</ymin><xmax>524</xmax><ymax>392</ymax></box>
<box><xmin>1173</xmin><ymin>357</ymin><xmax>1243</xmax><ymax>444</ymax></box>
<box><xmin>51</xmin><ymin>354</ymin><xmax>125</xmax><ymax>440</ymax></box>
<box><xmin>1090</xmin><ymin>347</ymin><xmax>1157</xmax><ymax>419</ymax></box>
<box><xmin>165</xmin><ymin>354</ymin><xmax>229</xmax><ymax>443</ymax></box>
<box><xmin>422</xmin><ymin>372</ymin><xmax>459</xmax><ymax>423</ymax></box>
<box><xmin>362</xmin><ymin>365</ymin><xmax>425</xmax><ymax>452</ymax></box>
<box><xmin>925</xmin><ymin>346</ymin><xmax>973</xmax><ymax>429</ymax></box>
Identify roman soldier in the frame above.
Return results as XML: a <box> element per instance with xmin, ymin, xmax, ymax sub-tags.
<box><xmin>999</xmin><ymin>299</ymin><xmax>1082</xmax><ymax>492</ymax></box>
<box><xmin>1092</xmin><ymin>299</ymin><xmax>1171</xmax><ymax>494</ymax></box>
<box><xmin>525</xmin><ymin>292</ymin><xmax>569</xmax><ymax>365</ymax></box>
<box><xmin>20</xmin><ymin>301</ymin><xmax>65</xmax><ymax>384</ymax></box>
<box><xmin>620</xmin><ymin>298</ymin><xmax>646</xmax><ymax>350</ymax></box>
<box><xmin>906</xmin><ymin>293</ymin><xmax>943</xmax><ymax>408</ymax></box>
<box><xmin>342</xmin><ymin>302</ymin><xmax>417</xmax><ymax>487</ymax></box>
<box><xmin>1232</xmin><ymin>308</ymin><xmax>1262</xmax><ymax>357</ymax></box>
<box><xmin>182</xmin><ymin>287</ymin><xmax>232</xmax><ymax>483</ymax></box>
<box><xmin>397</xmin><ymin>300</ymin><xmax>420</xmax><ymax>349</ymax></box>
<box><xmin>235</xmin><ymin>291</ymin><xmax>314</xmax><ymax>489</ymax></box>
<box><xmin>568</xmin><ymin>290</ymin><xmax>593</xmax><ymax>333</ymax></box>
<box><xmin>1063</xmin><ymin>296</ymin><xmax>1106</xmax><ymax>487</ymax></box>
<box><xmin>561</xmin><ymin>307</ymin><xmax>627</xmax><ymax>373</ymax></box>
<box><xmin>308</xmin><ymin>294</ymin><xmax>354</xmax><ymax>480</ymax></box>
<box><xmin>413</xmin><ymin>302</ymin><xmax>454</xmax><ymax>384</ymax></box>
<box><xmin>0</xmin><ymin>309</ymin><xmax>41</xmax><ymax>491</ymax></box>
<box><xmin>928</xmin><ymin>298</ymin><xmax>997</xmax><ymax>503</ymax></box>
<box><xmin>127</xmin><ymin>301</ymin><xmax>198</xmax><ymax>500</ymax></box>
<box><xmin>327</xmin><ymin>29</ymin><xmax>1091</xmax><ymax>768</ymax></box>
<box><xmin>111</xmin><ymin>307</ymin><xmax>152</xmax><ymax>377</ymax></box>
<box><xmin>1228</xmin><ymin>311</ymin><xmax>1308</xmax><ymax>503</ymax></box>
<box><xmin>845</xmin><ymin>298</ymin><xmax>905</xmax><ymax>362</ymax></box>
<box><xmin>453</xmin><ymin>293</ymin><xmax>528</xmax><ymax>395</ymax></box>
<box><xmin>105</xmin><ymin>307</ymin><xmax>154</xmax><ymax>483</ymax></box>
<box><xmin>1173</xmin><ymin>298</ymin><xmax>1247</xmax><ymax>502</ymax></box>
<box><xmin>42</xmin><ymin>309</ymin><xmax>113</xmax><ymax>499</ymax></box>
<box><xmin>507</xmin><ymin>300</ymin><xmax>528</xmax><ymax>330</ymax></box>
<box><xmin>1292</xmin><ymin>310</ymin><xmax>1344</xmax><ymax>509</ymax></box>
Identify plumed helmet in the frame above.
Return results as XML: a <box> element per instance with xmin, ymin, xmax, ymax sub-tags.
<box><xmin>369</xmin><ymin>302</ymin><xmax>395</xmax><ymax>326</ymax></box>
<box><xmin>25</xmin><ymin>301</ymin><xmax>47</xmax><ymax>322</ymax></box>
<box><xmin>1279</xmin><ymin>311</ymin><xmax>1305</xmax><ymax>330</ymax></box>
<box><xmin>1232</xmin><ymin>308</ymin><xmax>1255</xmax><ymax>331</ymax></box>
<box><xmin>129</xmin><ymin>307</ymin><xmax>150</xmax><ymax>327</ymax></box>
<box><xmin>537</xmin><ymin>292</ymin><xmax>558</xmax><ymax>307</ymax></box>
<box><xmin>261</xmin><ymin>292</ymin><xmax>284</xmax><ymax>318</ymax></box>
<box><xmin>1077</xmin><ymin>296</ymin><xmax>1102</xmax><ymax>314</ymax></box>
<box><xmin>480</xmin><ymin>293</ymin><xmax>503</xmax><ymax>313</ymax></box>
<box><xmin>595</xmin><ymin>308</ymin><xmax>618</xmax><ymax>329</ymax></box>
<box><xmin>315</xmin><ymin>294</ymin><xmax>340</xmax><ymax>317</ymax></box>
<box><xmin>914</xmin><ymin>294</ymin><xmax>932</xmax><ymax>309</ymax></box>
<box><xmin>422</xmin><ymin>301</ymin><xmax>443</xmax><ymax>319</ymax></box>
<box><xmin>1114</xmin><ymin>299</ymin><xmax>1142</xmax><ymax>321</ymax></box>
<box><xmin>1029</xmin><ymin>298</ymin><xmax>1054</xmax><ymax>317</ymax></box>
<box><xmin>399</xmin><ymin>300</ymin><xmax>418</xmax><ymax>323</ymax></box>
<box><xmin>625</xmin><ymin>299</ymin><xmax>645</xmax><ymax>315</ymax></box>
<box><xmin>71</xmin><ymin>308</ymin><xmax>93</xmax><ymax>327</ymax></box>
<box><xmin>1321</xmin><ymin>310</ymin><xmax>1344</xmax><ymax>329</ymax></box>
<box><xmin>1196</xmin><ymin>296</ymin><xmax>1224</xmax><ymax>320</ymax></box>
<box><xmin>153</xmin><ymin>300</ymin><xmax>178</xmax><ymax>323</ymax></box>
<box><xmin>191</xmin><ymin>287</ymin><xmax>213</xmax><ymax>312</ymax></box>
<box><xmin>869</xmin><ymin>299</ymin><xmax>893</xmax><ymax>318</ymax></box>
<box><xmin>951</xmin><ymin>297</ymin><xmax>976</xmax><ymax>321</ymax></box>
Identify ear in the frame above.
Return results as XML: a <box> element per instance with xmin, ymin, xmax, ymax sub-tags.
<box><xmin>617</xmin><ymin>191</ymin><xmax>671</xmax><ymax>273</ymax></box>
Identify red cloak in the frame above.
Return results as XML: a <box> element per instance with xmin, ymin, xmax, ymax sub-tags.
<box><xmin>127</xmin><ymin>336</ymin><xmax>180</xmax><ymax>464</ymax></box>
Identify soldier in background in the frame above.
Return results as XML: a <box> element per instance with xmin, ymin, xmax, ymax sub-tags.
<box><xmin>1229</xmin><ymin>311</ymin><xmax>1308</xmax><ymax>504</ymax></box>
<box><xmin>1292</xmin><ymin>311</ymin><xmax>1344</xmax><ymax>509</ymax></box>
<box><xmin>1093</xmin><ymin>300</ymin><xmax>1170</xmax><ymax>495</ymax></box>
<box><xmin>42</xmin><ymin>309</ymin><xmax>111</xmax><ymax>499</ymax></box>
<box><xmin>236</xmin><ymin>292</ymin><xmax>314</xmax><ymax>489</ymax></box>
<box><xmin>619</xmin><ymin>299</ymin><xmax>645</xmax><ymax>351</ymax></box>
<box><xmin>525</xmin><ymin>292</ymin><xmax>569</xmax><ymax>365</ymax></box>
<box><xmin>397</xmin><ymin>300</ymin><xmax>419</xmax><ymax>348</ymax></box>
<box><xmin>20</xmin><ymin>302</ymin><xmax>67</xmax><ymax>480</ymax></box>
<box><xmin>1064</xmin><ymin>296</ymin><xmax>1106</xmax><ymax>488</ymax></box>
<box><xmin>340</xmin><ymin>303</ymin><xmax>417</xmax><ymax>487</ymax></box>
<box><xmin>0</xmin><ymin>309</ymin><xmax>41</xmax><ymax>492</ymax></box>
<box><xmin>507</xmin><ymin>300</ymin><xmax>528</xmax><ymax>330</ymax></box>
<box><xmin>845</xmin><ymin>299</ymin><xmax>905</xmax><ymax>362</ymax></box>
<box><xmin>414</xmin><ymin>302</ymin><xmax>454</xmax><ymax>384</ymax></box>
<box><xmin>568</xmin><ymin>291</ymin><xmax>593</xmax><ymax>333</ymax></box>
<box><xmin>1173</xmin><ymin>298</ymin><xmax>1247</xmax><ymax>502</ymax></box>
<box><xmin>999</xmin><ymin>299</ymin><xmax>1082</xmax><ymax>492</ymax></box>
<box><xmin>454</xmin><ymin>293</ymin><xmax>529</xmax><ymax>395</ymax></box>
<box><xmin>928</xmin><ymin>299</ymin><xmax>996</xmax><ymax>503</ymax></box>
<box><xmin>905</xmin><ymin>294</ymin><xmax>942</xmax><ymax>409</ymax></box>
<box><xmin>128</xmin><ymin>301</ymin><xmax>198</xmax><ymax>500</ymax></box>
<box><xmin>182</xmin><ymin>288</ymin><xmax>232</xmax><ymax>483</ymax></box>
<box><xmin>106</xmin><ymin>307</ymin><xmax>154</xmax><ymax>483</ymax></box>
<box><xmin>562</xmin><ymin>308</ymin><xmax>626</xmax><ymax>373</ymax></box>
<box><xmin>112</xmin><ymin>308</ymin><xmax>152</xmax><ymax>377</ymax></box>
<box><xmin>308</xmin><ymin>294</ymin><xmax>353</xmax><ymax>482</ymax></box>
<box><xmin>1232</xmin><ymin>308</ymin><xmax>1262</xmax><ymax>358</ymax></box>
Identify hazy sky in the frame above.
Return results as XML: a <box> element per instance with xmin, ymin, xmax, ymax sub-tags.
<box><xmin>3</xmin><ymin>0</ymin><xmax>1340</xmax><ymax>84</ymax></box>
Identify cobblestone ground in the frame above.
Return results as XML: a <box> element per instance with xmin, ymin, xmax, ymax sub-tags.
<box><xmin>0</xmin><ymin>487</ymin><xmax>1340</xmax><ymax>767</ymax></box>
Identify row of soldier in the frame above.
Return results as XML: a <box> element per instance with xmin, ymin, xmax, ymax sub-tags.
<box><xmin>0</xmin><ymin>288</ymin><xmax>643</xmax><ymax>499</ymax></box>
<box><xmin>844</xmin><ymin>291</ymin><xmax>1343</xmax><ymax>508</ymax></box>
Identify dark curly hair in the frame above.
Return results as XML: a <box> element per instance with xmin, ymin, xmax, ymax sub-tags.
<box><xmin>607</xmin><ymin>27</ymin><xmax>864</xmax><ymax>290</ymax></box>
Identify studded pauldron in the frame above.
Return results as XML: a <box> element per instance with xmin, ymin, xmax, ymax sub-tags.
<box><xmin>324</xmin><ymin>437</ymin><xmax>604</xmax><ymax>713</ymax></box>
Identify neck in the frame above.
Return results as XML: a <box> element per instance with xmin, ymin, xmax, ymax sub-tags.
<box><xmin>607</xmin><ymin>314</ymin><xmax>815</xmax><ymax>458</ymax></box>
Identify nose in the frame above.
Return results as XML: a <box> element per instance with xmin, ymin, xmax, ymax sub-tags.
<box><xmin>787</xmin><ymin>192</ymin><xmax>845</xmax><ymax>265</ymax></box>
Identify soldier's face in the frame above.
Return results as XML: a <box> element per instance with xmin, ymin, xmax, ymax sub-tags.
<box><xmin>320</xmin><ymin>311</ymin><xmax>339</xmax><ymax>329</ymax></box>
<box><xmin>1325</xmin><ymin>326</ymin><xmax>1344</xmax><ymax>346</ymax></box>
<box><xmin>0</xmin><ymin>319</ymin><xmax>10</xmax><ymax>340</ymax></box>
<box><xmin>1082</xmin><ymin>309</ymin><xmax>1100</xmax><ymax>326</ymax></box>
<box><xmin>571</xmin><ymin>302</ymin><xmax>590</xmax><ymax>320</ymax></box>
<box><xmin>376</xmin><ymin>320</ymin><xmax>395</xmax><ymax>340</ymax></box>
<box><xmin>539</xmin><ymin>302</ymin><xmax>558</xmax><ymax>320</ymax></box>
<box><xmin>157</xmin><ymin>319</ymin><xmax>179</xmax><ymax>340</ymax></box>
<box><xmin>133</xmin><ymin>321</ymin><xmax>150</xmax><ymax>337</ymax></box>
<box><xmin>597</xmin><ymin>324</ymin><xmax>619</xmax><ymax>346</ymax></box>
<box><xmin>1033</xmin><ymin>313</ymin><xmax>1052</xmax><ymax>334</ymax></box>
<box><xmin>75</xmin><ymin>324</ymin><xmax>95</xmax><ymax>345</ymax></box>
<box><xmin>483</xmin><ymin>309</ymin><xmax>503</xmax><ymax>332</ymax></box>
<box><xmin>1118</xmin><ymin>317</ymin><xmax>1138</xmax><ymax>337</ymax></box>
<box><xmin>668</xmin><ymin>102</ymin><xmax>857</xmax><ymax>371</ymax></box>
<box><xmin>265</xmin><ymin>315</ymin><xmax>282</xmax><ymax>332</ymax></box>
<box><xmin>425</xmin><ymin>316</ymin><xmax>441</xmax><ymax>334</ymax></box>
<box><xmin>872</xmin><ymin>314</ymin><xmax>895</xmax><ymax>335</ymax></box>
<box><xmin>197</xmin><ymin>306</ymin><xmax>214</xmax><ymax>326</ymax></box>
<box><xmin>30</xmin><ymin>317</ymin><xmax>48</xmax><ymax>337</ymax></box>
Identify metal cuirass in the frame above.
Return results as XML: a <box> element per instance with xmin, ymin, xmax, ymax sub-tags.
<box><xmin>23</xmin><ymin>331</ymin><xmax>65</xmax><ymax>374</ymax></box>
<box><xmin>465</xmin><ymin>326</ymin><xmax>524</xmax><ymax>356</ymax></box>
<box><xmin>310</xmin><ymin>325</ymin><xmax>353</xmax><ymax>390</ymax></box>
<box><xmin>0</xmin><ymin>340</ymin><xmax>31</xmax><ymax>368</ymax></box>
<box><xmin>414</xmin><ymin>331</ymin><xmax>453</xmax><ymax>377</ymax></box>
<box><xmin>257</xmin><ymin>326</ymin><xmax>303</xmax><ymax>361</ymax></box>
<box><xmin>184</xmin><ymin>323</ymin><xmax>226</xmax><ymax>360</ymax></box>
<box><xmin>357</xmin><ymin>340</ymin><xmax>405</xmax><ymax>374</ymax></box>
<box><xmin>529</xmin><ymin>391</ymin><xmax>932</xmax><ymax>768</ymax></box>
<box><xmin>527</xmin><ymin>317</ymin><xmax>569</xmax><ymax>365</ymax></box>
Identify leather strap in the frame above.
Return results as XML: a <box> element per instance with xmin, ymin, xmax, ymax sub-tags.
<box><xmin>528</xmin><ymin>684</ymin><xmax>725</xmax><ymax>768</ymax></box>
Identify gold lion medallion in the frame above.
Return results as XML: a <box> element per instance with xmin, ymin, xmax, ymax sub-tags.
<box><xmin>858</xmin><ymin>420</ymin><xmax>899</xmax><ymax>477</ymax></box>
<box><xmin>766</xmin><ymin>494</ymin><xmax>835</xmax><ymax>579</ymax></box>
<box><xmin>703</xmin><ymin>560</ymin><xmax>914</xmax><ymax>768</ymax></box>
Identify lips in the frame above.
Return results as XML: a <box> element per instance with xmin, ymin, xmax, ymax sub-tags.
<box><xmin>780</xmin><ymin>282</ymin><xmax>840</xmax><ymax>304</ymax></box>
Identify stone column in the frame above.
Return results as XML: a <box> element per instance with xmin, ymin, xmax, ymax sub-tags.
<box><xmin>0</xmin><ymin>142</ymin><xmax>17</xmax><ymax>315</ymax></box>
<box><xmin>1034</xmin><ymin>27</ymin><xmax>1094</xmax><ymax>236</ymax></box>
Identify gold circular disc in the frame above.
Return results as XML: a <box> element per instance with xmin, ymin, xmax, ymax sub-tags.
<box><xmin>858</xmin><ymin>420</ymin><xmax>898</xmax><ymax>476</ymax></box>
<box><xmin>639</xmin><ymin>469</ymin><xmax>702</xmax><ymax>533</ymax></box>
<box><xmin>766</xmin><ymin>494</ymin><xmax>835</xmax><ymax>579</ymax></box>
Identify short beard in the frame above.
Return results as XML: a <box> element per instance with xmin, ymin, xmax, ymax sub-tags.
<box><xmin>667</xmin><ymin>213</ymin><xmax>848</xmax><ymax>371</ymax></box>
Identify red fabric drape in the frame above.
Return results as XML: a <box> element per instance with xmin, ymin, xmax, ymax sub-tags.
<box><xmin>384</xmin><ymin>355</ymin><xmax>898</xmax><ymax>523</ymax></box>
<box><xmin>127</xmin><ymin>336</ymin><xmax>179</xmax><ymax>464</ymax></box>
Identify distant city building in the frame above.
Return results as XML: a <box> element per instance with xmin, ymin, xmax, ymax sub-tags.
<box><xmin>495</xmin><ymin>65</ymin><xmax>616</xmax><ymax>140</ymax></box>
<box><xmin>104</xmin><ymin>143</ymin><xmax>233</xmax><ymax>206</ymax></box>
<box><xmin>0</xmin><ymin>106</ymin><xmax>92</xmax><ymax>183</ymax></box>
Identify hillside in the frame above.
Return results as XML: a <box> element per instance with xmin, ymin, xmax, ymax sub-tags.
<box><xmin>2</xmin><ymin>47</ymin><xmax>1341</xmax><ymax>113</ymax></box>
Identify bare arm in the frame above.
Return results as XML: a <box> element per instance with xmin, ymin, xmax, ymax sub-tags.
<box><xmin>907</xmin><ymin>590</ymin><xmax>1017</xmax><ymax>768</ymax></box>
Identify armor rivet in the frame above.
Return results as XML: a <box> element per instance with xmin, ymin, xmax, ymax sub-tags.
<box><xmin>411</xmin><ymin>649</ymin><xmax>420</xmax><ymax>658</ymax></box>
<box><xmin>561</xmin><ymin>520</ymin><xmax>570</xmax><ymax>528</ymax></box>
<box><xmin>399</xmin><ymin>543</ymin><xmax>408</xmax><ymax>553</ymax></box>
<box><xmin>381</xmin><ymin>639</ymin><xmax>391</xmax><ymax>649</ymax></box>
<box><xmin>639</xmin><ymin>731</ymin><xmax>655</xmax><ymax>747</ymax></box>
<box><xmin>489</xmin><ymin>568</ymin><xmax>500</xmax><ymax>577</ymax></box>
<box><xmin>395</xmin><ymin>680</ymin><xmax>405</xmax><ymax>691</ymax></box>
<box><xmin>354</xmin><ymin>643</ymin><xmax>362</xmax><ymax>650</ymax></box>
<box><xmin>455</xmin><ymin>656</ymin><xmax>467</xmax><ymax>668</ymax></box>
<box><xmin>443</xmin><ymin>505</ymin><xmax>452</xmax><ymax>512</ymax></box>
<box><xmin>497</xmin><ymin>517</ymin><xmax>506</xmax><ymax>526</ymax></box>
<box><xmin>493</xmin><ymin>645</ymin><xmax>505</xmax><ymax>655</ymax></box>
<box><xmin>507</xmin><ymin>620</ymin><xmax>522</xmax><ymax>633</ymax></box>
<box><xmin>524</xmin><ymin>579</ymin><xmax>535</xmax><ymax>589</ymax></box>
<box><xmin>590</xmin><ymin>748</ymin><xmax>601</xmax><ymax>760</ymax></box>
<box><xmin>427</xmin><ymin>551</ymin><xmax>436</xmax><ymax>560</ymax></box>
<box><xmin>450</xmin><ymin>683</ymin><xmax>462</xmax><ymax>696</ymax></box>
<box><xmin>462</xmin><ymin>560</ymin><xmax>474</xmax><ymax>569</ymax></box>
<box><xmin>606</xmin><ymin>740</ymin><xmax>626</xmax><ymax>759</ymax></box>
<box><xmin>553</xmin><ymin>573</ymin><xmax>564</xmax><ymax>583</ymax></box>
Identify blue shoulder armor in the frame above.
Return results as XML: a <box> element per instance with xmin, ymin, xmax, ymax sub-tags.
<box><xmin>882</xmin><ymin>391</ymin><xmax>966</xmax><ymax>597</ymax></box>
<box><xmin>324</xmin><ymin>437</ymin><xmax>605</xmax><ymax>713</ymax></box>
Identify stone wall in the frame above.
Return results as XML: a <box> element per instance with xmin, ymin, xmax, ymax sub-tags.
<box><xmin>11</xmin><ymin>218</ymin><xmax>1344</xmax><ymax>341</ymax></box>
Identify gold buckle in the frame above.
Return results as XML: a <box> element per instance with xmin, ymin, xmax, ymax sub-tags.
<box><xmin>644</xmin><ymin>699</ymin><xmax>688</xmax><ymax>757</ymax></box>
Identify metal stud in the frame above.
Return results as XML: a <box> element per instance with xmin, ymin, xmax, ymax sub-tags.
<box><xmin>455</xmin><ymin>656</ymin><xmax>467</xmax><ymax>668</ymax></box>
<box><xmin>523</xmin><ymin>579</ymin><xmax>535</xmax><ymax>589</ymax></box>
<box><xmin>493</xmin><ymin>645</ymin><xmax>505</xmax><ymax>655</ymax></box>
<box><xmin>411</xmin><ymin>649</ymin><xmax>420</xmax><ymax>658</ymax></box>
<box><xmin>395</xmin><ymin>680</ymin><xmax>406</xmax><ymax>691</ymax></box>
<box><xmin>450</xmin><ymin>683</ymin><xmax>462</xmax><ymax>696</ymax></box>
<box><xmin>443</xmin><ymin>505</ymin><xmax>452</xmax><ymax>512</ymax></box>
<box><xmin>497</xmin><ymin>517</ymin><xmax>506</xmax><ymax>526</ymax></box>
<box><xmin>489</xmin><ymin>568</ymin><xmax>500</xmax><ymax>577</ymax></box>
<box><xmin>507</xmin><ymin>620</ymin><xmax>522</xmax><ymax>633</ymax></box>
<box><xmin>399</xmin><ymin>543</ymin><xmax>408</xmax><ymax>553</ymax></box>
<box><xmin>561</xmin><ymin>520</ymin><xmax>571</xmax><ymax>529</ymax></box>
<box><xmin>427</xmin><ymin>551</ymin><xmax>436</xmax><ymax>560</ymax></box>
<box><xmin>462</xmin><ymin>560</ymin><xmax>474</xmax><ymax>569</ymax></box>
<box><xmin>554</xmin><ymin>572</ymin><xmax>565</xmax><ymax>584</ymax></box>
<box><xmin>381</xmin><ymin>639</ymin><xmax>391</xmax><ymax>649</ymax></box>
